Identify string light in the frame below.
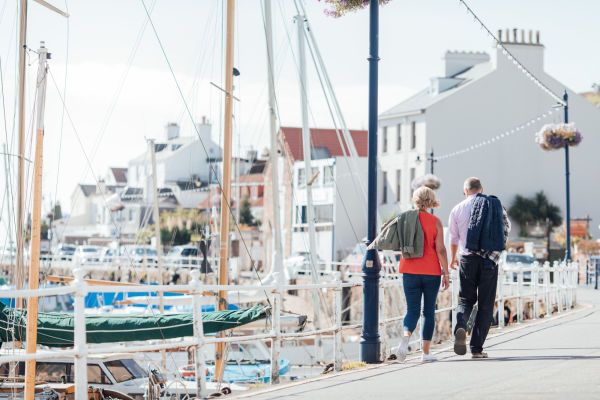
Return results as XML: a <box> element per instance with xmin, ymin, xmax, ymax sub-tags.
<box><xmin>435</xmin><ymin>107</ymin><xmax>558</xmax><ymax>161</ymax></box>
<box><xmin>458</xmin><ymin>0</ymin><xmax>566</xmax><ymax>106</ymax></box>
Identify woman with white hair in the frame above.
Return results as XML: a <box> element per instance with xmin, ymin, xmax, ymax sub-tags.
<box><xmin>396</xmin><ymin>186</ymin><xmax>450</xmax><ymax>362</ymax></box>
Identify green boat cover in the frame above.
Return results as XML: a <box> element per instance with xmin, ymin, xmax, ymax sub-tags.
<box><xmin>0</xmin><ymin>303</ymin><xmax>268</xmax><ymax>347</ymax></box>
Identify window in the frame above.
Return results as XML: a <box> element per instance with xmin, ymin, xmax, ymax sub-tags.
<box><xmin>296</xmin><ymin>205</ymin><xmax>307</xmax><ymax>224</ymax></box>
<box><xmin>382</xmin><ymin>127</ymin><xmax>388</xmax><ymax>153</ymax></box>
<box><xmin>410</xmin><ymin>168</ymin><xmax>416</xmax><ymax>197</ymax></box>
<box><xmin>323</xmin><ymin>166</ymin><xmax>334</xmax><ymax>186</ymax></box>
<box><xmin>382</xmin><ymin>171</ymin><xmax>388</xmax><ymax>204</ymax></box>
<box><xmin>410</xmin><ymin>121</ymin><xmax>416</xmax><ymax>149</ymax></box>
<box><xmin>396</xmin><ymin>124</ymin><xmax>402</xmax><ymax>151</ymax></box>
<box><xmin>128</xmin><ymin>209</ymin><xmax>134</xmax><ymax>221</ymax></box>
<box><xmin>396</xmin><ymin>169</ymin><xmax>402</xmax><ymax>203</ymax></box>
<box><xmin>297</xmin><ymin>168</ymin><xmax>306</xmax><ymax>186</ymax></box>
<box><xmin>105</xmin><ymin>359</ymin><xmax>145</xmax><ymax>383</ymax></box>
<box><xmin>315</xmin><ymin>204</ymin><xmax>334</xmax><ymax>222</ymax></box>
<box><xmin>36</xmin><ymin>362</ymin><xmax>68</xmax><ymax>383</ymax></box>
<box><xmin>87</xmin><ymin>364</ymin><xmax>111</xmax><ymax>384</ymax></box>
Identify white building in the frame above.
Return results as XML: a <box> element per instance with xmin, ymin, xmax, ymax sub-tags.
<box><xmin>378</xmin><ymin>29</ymin><xmax>600</xmax><ymax>237</ymax></box>
<box><xmin>127</xmin><ymin>118</ymin><xmax>222</xmax><ymax>204</ymax></box>
<box><xmin>264</xmin><ymin>127</ymin><xmax>368</xmax><ymax>264</ymax></box>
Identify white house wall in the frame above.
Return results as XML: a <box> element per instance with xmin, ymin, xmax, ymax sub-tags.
<box><xmin>425</xmin><ymin>46</ymin><xmax>600</xmax><ymax>236</ymax></box>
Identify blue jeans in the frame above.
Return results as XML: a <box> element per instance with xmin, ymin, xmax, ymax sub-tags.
<box><xmin>403</xmin><ymin>273</ymin><xmax>441</xmax><ymax>341</ymax></box>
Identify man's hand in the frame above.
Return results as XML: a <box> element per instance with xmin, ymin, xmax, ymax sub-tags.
<box><xmin>442</xmin><ymin>274</ymin><xmax>450</xmax><ymax>291</ymax></box>
<box><xmin>450</xmin><ymin>258</ymin><xmax>459</xmax><ymax>270</ymax></box>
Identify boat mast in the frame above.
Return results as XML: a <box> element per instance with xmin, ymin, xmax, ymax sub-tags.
<box><xmin>24</xmin><ymin>41</ymin><xmax>49</xmax><ymax>400</ymax></box>
<box><xmin>2</xmin><ymin>144</ymin><xmax>14</xmax><ymax>281</ymax></box>
<box><xmin>295</xmin><ymin>14</ymin><xmax>322</xmax><ymax>360</ymax></box>
<box><xmin>15</xmin><ymin>0</ymin><xmax>27</xmax><ymax>308</ymax></box>
<box><xmin>264</xmin><ymin>0</ymin><xmax>284</xmax><ymax>282</ymax></box>
<box><xmin>215</xmin><ymin>0</ymin><xmax>236</xmax><ymax>382</ymax></box>
<box><xmin>148</xmin><ymin>138</ymin><xmax>166</xmax><ymax>371</ymax></box>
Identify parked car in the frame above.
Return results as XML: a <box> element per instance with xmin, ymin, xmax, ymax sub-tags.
<box><xmin>502</xmin><ymin>253</ymin><xmax>537</xmax><ymax>282</ymax></box>
<box><xmin>165</xmin><ymin>245</ymin><xmax>200</xmax><ymax>265</ymax></box>
<box><xmin>119</xmin><ymin>245</ymin><xmax>157</xmax><ymax>265</ymax></box>
<box><xmin>72</xmin><ymin>245</ymin><xmax>105</xmax><ymax>265</ymax></box>
<box><xmin>54</xmin><ymin>244</ymin><xmax>76</xmax><ymax>261</ymax></box>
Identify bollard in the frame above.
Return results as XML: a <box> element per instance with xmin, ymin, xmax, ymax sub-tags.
<box><xmin>190</xmin><ymin>271</ymin><xmax>207</xmax><ymax>399</ymax></box>
<box><xmin>497</xmin><ymin>265</ymin><xmax>504</xmax><ymax>329</ymax></box>
<box><xmin>72</xmin><ymin>269</ymin><xmax>88</xmax><ymax>400</ymax></box>
<box><xmin>334</xmin><ymin>280</ymin><xmax>343</xmax><ymax>371</ymax></box>
<box><xmin>270</xmin><ymin>290</ymin><xmax>281</xmax><ymax>384</ymax></box>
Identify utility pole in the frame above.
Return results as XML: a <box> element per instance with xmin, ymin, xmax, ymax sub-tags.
<box><xmin>360</xmin><ymin>0</ymin><xmax>381</xmax><ymax>364</ymax></box>
<box><xmin>148</xmin><ymin>138</ymin><xmax>166</xmax><ymax>371</ymax></box>
<box><xmin>296</xmin><ymin>13</ymin><xmax>323</xmax><ymax>363</ymax></box>
<box><xmin>215</xmin><ymin>0</ymin><xmax>235</xmax><ymax>382</ymax></box>
<box><xmin>24</xmin><ymin>41</ymin><xmax>49</xmax><ymax>400</ymax></box>
<box><xmin>563</xmin><ymin>90</ymin><xmax>571</xmax><ymax>261</ymax></box>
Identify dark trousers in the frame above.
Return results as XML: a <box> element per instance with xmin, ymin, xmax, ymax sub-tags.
<box><xmin>455</xmin><ymin>254</ymin><xmax>498</xmax><ymax>354</ymax></box>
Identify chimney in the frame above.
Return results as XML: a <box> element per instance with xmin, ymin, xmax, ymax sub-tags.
<box><xmin>246</xmin><ymin>149</ymin><xmax>258</xmax><ymax>162</ymax></box>
<box><xmin>165</xmin><ymin>122</ymin><xmax>180</xmax><ymax>141</ymax></box>
<box><xmin>494</xmin><ymin>28</ymin><xmax>545</xmax><ymax>74</ymax></box>
<box><xmin>97</xmin><ymin>178</ymin><xmax>106</xmax><ymax>194</ymax></box>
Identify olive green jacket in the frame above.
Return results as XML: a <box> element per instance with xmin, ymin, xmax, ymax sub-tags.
<box><xmin>367</xmin><ymin>209</ymin><xmax>424</xmax><ymax>259</ymax></box>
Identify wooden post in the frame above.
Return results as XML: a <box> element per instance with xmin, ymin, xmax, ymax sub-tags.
<box><xmin>24</xmin><ymin>41</ymin><xmax>49</xmax><ymax>400</ymax></box>
<box><xmin>215</xmin><ymin>0</ymin><xmax>235</xmax><ymax>382</ymax></box>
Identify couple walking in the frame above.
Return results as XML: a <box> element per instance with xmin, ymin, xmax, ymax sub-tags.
<box><xmin>394</xmin><ymin>177</ymin><xmax>510</xmax><ymax>362</ymax></box>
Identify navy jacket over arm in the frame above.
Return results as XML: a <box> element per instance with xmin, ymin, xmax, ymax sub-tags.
<box><xmin>466</xmin><ymin>194</ymin><xmax>506</xmax><ymax>252</ymax></box>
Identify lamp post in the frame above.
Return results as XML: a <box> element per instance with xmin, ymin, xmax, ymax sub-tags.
<box><xmin>563</xmin><ymin>90</ymin><xmax>571</xmax><ymax>262</ymax></box>
<box><xmin>416</xmin><ymin>148</ymin><xmax>436</xmax><ymax>175</ymax></box>
<box><xmin>360</xmin><ymin>0</ymin><xmax>381</xmax><ymax>364</ymax></box>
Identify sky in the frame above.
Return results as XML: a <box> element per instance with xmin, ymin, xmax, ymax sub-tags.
<box><xmin>0</xmin><ymin>0</ymin><xmax>598</xmax><ymax>243</ymax></box>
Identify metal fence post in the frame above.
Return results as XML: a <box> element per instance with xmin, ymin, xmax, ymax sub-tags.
<box><xmin>555</xmin><ymin>262</ymin><xmax>562</xmax><ymax>314</ymax></box>
<box><xmin>72</xmin><ymin>268</ymin><xmax>88</xmax><ymax>400</ymax></box>
<box><xmin>334</xmin><ymin>279</ymin><xmax>343</xmax><ymax>371</ymax></box>
<box><xmin>595</xmin><ymin>259</ymin><xmax>599</xmax><ymax>290</ymax></box>
<box><xmin>270</xmin><ymin>289</ymin><xmax>281</xmax><ymax>384</ymax></box>
<box><xmin>585</xmin><ymin>259</ymin><xmax>589</xmax><ymax>285</ymax></box>
<box><xmin>544</xmin><ymin>262</ymin><xmax>551</xmax><ymax>316</ymax></box>
<box><xmin>532</xmin><ymin>262</ymin><xmax>539</xmax><ymax>320</ymax></box>
<box><xmin>497</xmin><ymin>265</ymin><xmax>504</xmax><ymax>329</ymax></box>
<box><xmin>190</xmin><ymin>271</ymin><xmax>207</xmax><ymax>399</ymax></box>
<box><xmin>378</xmin><ymin>283</ymin><xmax>387</xmax><ymax>360</ymax></box>
<box><xmin>517</xmin><ymin>266</ymin><xmax>523</xmax><ymax>324</ymax></box>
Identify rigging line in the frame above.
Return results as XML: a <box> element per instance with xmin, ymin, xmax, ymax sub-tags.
<box><xmin>268</xmin><ymin>1</ymin><xmax>335</xmax><ymax>322</ymax></box>
<box><xmin>457</xmin><ymin>0</ymin><xmax>565</xmax><ymax>106</ymax></box>
<box><xmin>435</xmin><ymin>107</ymin><xmax>559</xmax><ymax>161</ymax></box>
<box><xmin>52</xmin><ymin>0</ymin><xmax>69</xmax><ymax>227</ymax></box>
<box><xmin>139</xmin><ymin>0</ymin><xmax>271</xmax><ymax>306</ymax></box>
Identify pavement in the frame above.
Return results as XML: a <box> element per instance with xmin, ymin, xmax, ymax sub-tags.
<box><xmin>234</xmin><ymin>287</ymin><xmax>600</xmax><ymax>400</ymax></box>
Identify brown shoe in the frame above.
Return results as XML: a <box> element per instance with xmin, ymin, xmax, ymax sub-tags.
<box><xmin>471</xmin><ymin>352</ymin><xmax>488</xmax><ymax>359</ymax></box>
<box><xmin>454</xmin><ymin>328</ymin><xmax>467</xmax><ymax>356</ymax></box>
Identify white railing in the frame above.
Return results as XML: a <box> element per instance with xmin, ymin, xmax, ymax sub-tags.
<box><xmin>0</xmin><ymin>260</ymin><xmax>578</xmax><ymax>399</ymax></box>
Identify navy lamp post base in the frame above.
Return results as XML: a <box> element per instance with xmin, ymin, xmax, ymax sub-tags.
<box><xmin>360</xmin><ymin>248</ymin><xmax>382</xmax><ymax>363</ymax></box>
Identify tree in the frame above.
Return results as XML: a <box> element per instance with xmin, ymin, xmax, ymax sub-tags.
<box><xmin>508</xmin><ymin>191</ymin><xmax>562</xmax><ymax>258</ymax></box>
<box><xmin>53</xmin><ymin>202</ymin><xmax>62</xmax><ymax>220</ymax></box>
<box><xmin>239</xmin><ymin>195</ymin><xmax>256</xmax><ymax>226</ymax></box>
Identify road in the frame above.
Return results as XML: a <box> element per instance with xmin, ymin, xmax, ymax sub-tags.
<box><xmin>235</xmin><ymin>288</ymin><xmax>600</xmax><ymax>400</ymax></box>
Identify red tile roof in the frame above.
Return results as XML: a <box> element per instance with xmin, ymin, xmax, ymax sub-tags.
<box><xmin>280</xmin><ymin>127</ymin><xmax>368</xmax><ymax>162</ymax></box>
<box><xmin>234</xmin><ymin>174</ymin><xmax>265</xmax><ymax>184</ymax></box>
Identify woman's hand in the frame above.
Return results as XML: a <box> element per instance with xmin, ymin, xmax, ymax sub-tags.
<box><xmin>442</xmin><ymin>273</ymin><xmax>450</xmax><ymax>291</ymax></box>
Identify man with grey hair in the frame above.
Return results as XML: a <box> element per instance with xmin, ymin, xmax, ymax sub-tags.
<box><xmin>448</xmin><ymin>177</ymin><xmax>510</xmax><ymax>358</ymax></box>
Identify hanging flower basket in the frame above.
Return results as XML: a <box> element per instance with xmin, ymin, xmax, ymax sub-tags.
<box><xmin>535</xmin><ymin>123</ymin><xmax>583</xmax><ymax>151</ymax></box>
<box><xmin>411</xmin><ymin>174</ymin><xmax>441</xmax><ymax>191</ymax></box>
<box><xmin>319</xmin><ymin>0</ymin><xmax>391</xmax><ymax>18</ymax></box>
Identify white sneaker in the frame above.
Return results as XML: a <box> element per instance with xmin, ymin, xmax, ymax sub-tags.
<box><xmin>395</xmin><ymin>336</ymin><xmax>410</xmax><ymax>362</ymax></box>
<box><xmin>421</xmin><ymin>353</ymin><xmax>437</xmax><ymax>363</ymax></box>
